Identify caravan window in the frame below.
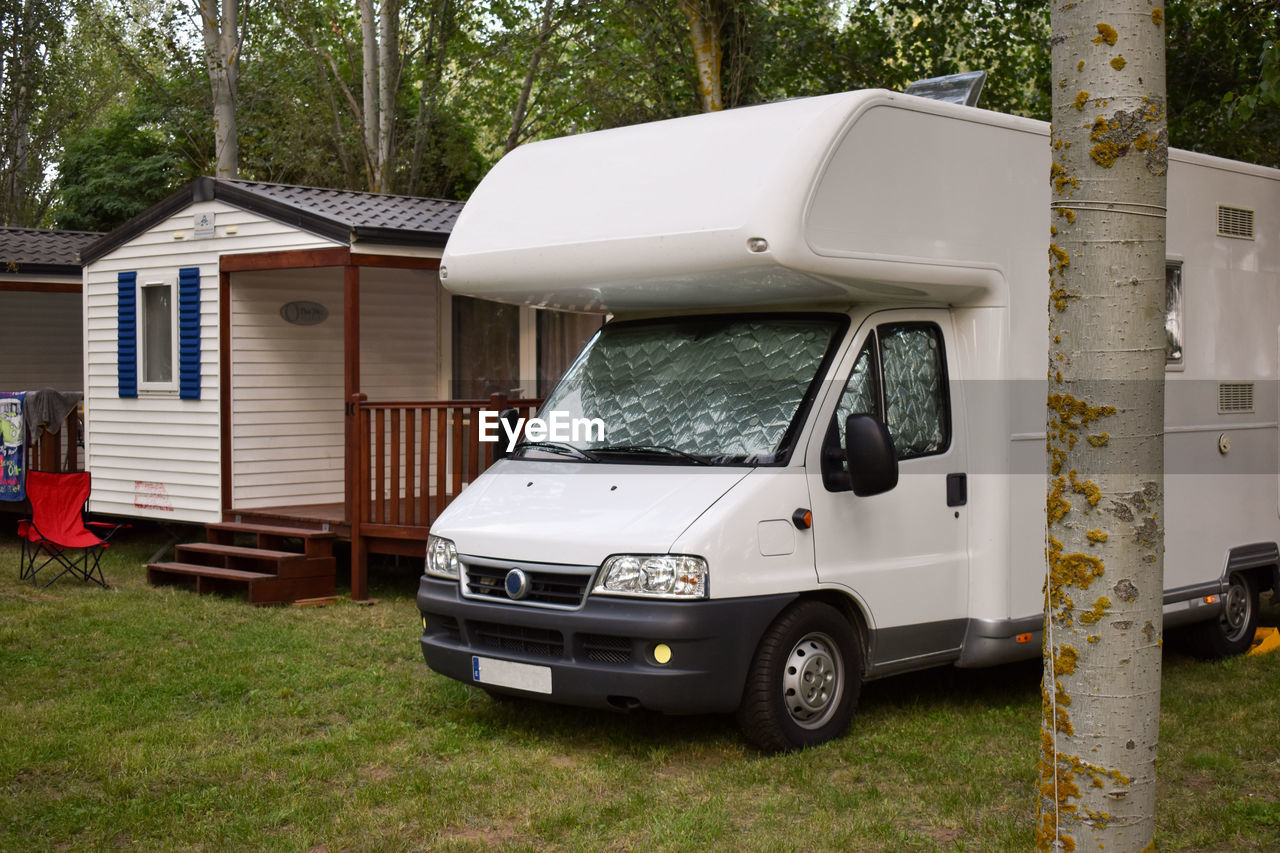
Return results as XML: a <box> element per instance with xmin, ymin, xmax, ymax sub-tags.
<box><xmin>537</xmin><ymin>310</ymin><xmax>602</xmax><ymax>397</ymax></box>
<box><xmin>139</xmin><ymin>281</ymin><xmax>176</xmax><ymax>391</ymax></box>
<box><xmin>1166</xmin><ymin>262</ymin><xmax>1183</xmax><ymax>366</ymax></box>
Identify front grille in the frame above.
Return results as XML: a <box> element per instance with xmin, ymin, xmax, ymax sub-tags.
<box><xmin>472</xmin><ymin>621</ymin><xmax>565</xmax><ymax>658</ymax></box>
<box><xmin>463</xmin><ymin>560</ymin><xmax>593</xmax><ymax>607</ymax></box>
<box><xmin>581</xmin><ymin>633</ymin><xmax>633</xmax><ymax>665</ymax></box>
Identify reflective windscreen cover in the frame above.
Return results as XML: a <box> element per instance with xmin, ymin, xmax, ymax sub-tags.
<box><xmin>539</xmin><ymin>314</ymin><xmax>845</xmax><ymax>464</ymax></box>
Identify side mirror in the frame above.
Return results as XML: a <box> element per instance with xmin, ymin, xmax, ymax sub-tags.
<box><xmin>492</xmin><ymin>407</ymin><xmax>522</xmax><ymax>461</ymax></box>
<box><xmin>845</xmin><ymin>414</ymin><xmax>898</xmax><ymax>497</ymax></box>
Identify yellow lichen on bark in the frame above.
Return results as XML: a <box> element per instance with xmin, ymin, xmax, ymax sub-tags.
<box><xmin>1079</xmin><ymin>596</ymin><xmax>1112</xmax><ymax>624</ymax></box>
<box><xmin>1093</xmin><ymin>22</ymin><xmax>1118</xmax><ymax>46</ymax></box>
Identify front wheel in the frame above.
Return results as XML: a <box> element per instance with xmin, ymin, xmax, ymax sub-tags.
<box><xmin>1188</xmin><ymin>571</ymin><xmax>1259</xmax><ymax>659</ymax></box>
<box><xmin>736</xmin><ymin>601</ymin><xmax>861</xmax><ymax>752</ymax></box>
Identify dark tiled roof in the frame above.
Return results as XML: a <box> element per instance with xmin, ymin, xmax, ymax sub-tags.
<box><xmin>226</xmin><ymin>181</ymin><xmax>462</xmax><ymax>234</ymax></box>
<box><xmin>0</xmin><ymin>227</ymin><xmax>102</xmax><ymax>274</ymax></box>
<box><xmin>82</xmin><ymin>177</ymin><xmax>464</xmax><ymax>265</ymax></box>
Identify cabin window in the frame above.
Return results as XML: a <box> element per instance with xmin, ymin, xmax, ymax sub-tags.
<box><xmin>452</xmin><ymin>295</ymin><xmax>519</xmax><ymax>399</ymax></box>
<box><xmin>1166</xmin><ymin>261</ymin><xmax>1183</xmax><ymax>366</ymax></box>
<box><xmin>537</xmin><ymin>309</ymin><xmax>602</xmax><ymax>397</ymax></box>
<box><xmin>834</xmin><ymin>322</ymin><xmax>949</xmax><ymax>460</ymax></box>
<box><xmin>139</xmin><ymin>280</ymin><xmax>177</xmax><ymax>392</ymax></box>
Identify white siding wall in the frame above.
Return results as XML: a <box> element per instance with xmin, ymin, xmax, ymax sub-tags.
<box><xmin>229</xmin><ymin>266</ymin><xmax>443</xmax><ymax>509</ymax></box>
<box><xmin>359</xmin><ymin>267</ymin><xmax>441</xmax><ymax>400</ymax></box>
<box><xmin>230</xmin><ymin>269</ymin><xmax>345</xmax><ymax>508</ymax></box>
<box><xmin>84</xmin><ymin>200</ymin><xmax>337</xmax><ymax>522</ymax></box>
<box><xmin>0</xmin><ymin>290</ymin><xmax>83</xmax><ymax>390</ymax></box>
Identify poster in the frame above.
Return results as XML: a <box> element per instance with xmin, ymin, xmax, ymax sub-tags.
<box><xmin>0</xmin><ymin>391</ymin><xmax>26</xmax><ymax>501</ymax></box>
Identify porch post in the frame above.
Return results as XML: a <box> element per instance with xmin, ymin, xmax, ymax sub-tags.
<box><xmin>344</xmin><ymin>263</ymin><xmax>368</xmax><ymax>600</ymax></box>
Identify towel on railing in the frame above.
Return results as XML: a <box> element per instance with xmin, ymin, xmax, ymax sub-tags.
<box><xmin>24</xmin><ymin>388</ymin><xmax>81</xmax><ymax>436</ymax></box>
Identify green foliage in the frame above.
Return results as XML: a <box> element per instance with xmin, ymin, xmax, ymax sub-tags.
<box><xmin>54</xmin><ymin>101</ymin><xmax>195</xmax><ymax>233</ymax></box>
<box><xmin>1166</xmin><ymin>0</ymin><xmax>1280</xmax><ymax>167</ymax></box>
<box><xmin>29</xmin><ymin>0</ymin><xmax>1280</xmax><ymax>217</ymax></box>
<box><xmin>843</xmin><ymin>0</ymin><xmax>1050</xmax><ymax>118</ymax></box>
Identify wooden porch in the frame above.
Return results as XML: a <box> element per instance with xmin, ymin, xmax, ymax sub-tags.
<box><xmin>150</xmin><ymin>393</ymin><xmax>540</xmax><ymax>603</ymax></box>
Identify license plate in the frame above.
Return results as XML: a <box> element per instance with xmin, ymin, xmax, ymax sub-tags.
<box><xmin>471</xmin><ymin>656</ymin><xmax>553</xmax><ymax>694</ymax></box>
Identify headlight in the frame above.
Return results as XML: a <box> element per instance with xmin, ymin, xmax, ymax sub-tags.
<box><xmin>425</xmin><ymin>535</ymin><xmax>459</xmax><ymax>579</ymax></box>
<box><xmin>594</xmin><ymin>555</ymin><xmax>708</xmax><ymax>599</ymax></box>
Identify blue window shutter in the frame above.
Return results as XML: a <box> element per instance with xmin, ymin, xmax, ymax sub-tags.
<box><xmin>117</xmin><ymin>271</ymin><xmax>137</xmax><ymax>398</ymax></box>
<box><xmin>178</xmin><ymin>266</ymin><xmax>201</xmax><ymax>400</ymax></box>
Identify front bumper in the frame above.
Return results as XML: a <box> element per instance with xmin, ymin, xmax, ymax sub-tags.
<box><xmin>417</xmin><ymin>575</ymin><xmax>796</xmax><ymax>714</ymax></box>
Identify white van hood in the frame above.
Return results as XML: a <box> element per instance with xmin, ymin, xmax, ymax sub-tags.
<box><xmin>432</xmin><ymin>459</ymin><xmax>752</xmax><ymax>566</ymax></box>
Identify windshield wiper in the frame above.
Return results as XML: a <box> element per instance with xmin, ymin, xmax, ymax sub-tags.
<box><xmin>515</xmin><ymin>441</ymin><xmax>598</xmax><ymax>461</ymax></box>
<box><xmin>591</xmin><ymin>444</ymin><xmax>711</xmax><ymax>465</ymax></box>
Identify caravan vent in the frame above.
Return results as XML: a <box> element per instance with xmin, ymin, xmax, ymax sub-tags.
<box><xmin>1219</xmin><ymin>382</ymin><xmax>1255</xmax><ymax>414</ymax></box>
<box><xmin>1217</xmin><ymin>205</ymin><xmax>1255</xmax><ymax>239</ymax></box>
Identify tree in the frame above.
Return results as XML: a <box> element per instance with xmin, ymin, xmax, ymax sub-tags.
<box><xmin>198</xmin><ymin>0</ymin><xmax>241</xmax><ymax>179</ymax></box>
<box><xmin>678</xmin><ymin>0</ymin><xmax>724</xmax><ymax>112</ymax></box>
<box><xmin>1165</xmin><ymin>0</ymin><xmax>1280</xmax><ymax>167</ymax></box>
<box><xmin>55</xmin><ymin>102</ymin><xmax>194</xmax><ymax>232</ymax></box>
<box><xmin>1038</xmin><ymin>2</ymin><xmax>1168</xmax><ymax>850</ymax></box>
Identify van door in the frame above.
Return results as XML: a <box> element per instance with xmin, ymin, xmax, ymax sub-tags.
<box><xmin>806</xmin><ymin>309</ymin><xmax>970</xmax><ymax>674</ymax></box>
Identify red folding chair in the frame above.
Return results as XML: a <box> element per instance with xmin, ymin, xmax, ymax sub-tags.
<box><xmin>18</xmin><ymin>471</ymin><xmax>127</xmax><ymax>588</ymax></box>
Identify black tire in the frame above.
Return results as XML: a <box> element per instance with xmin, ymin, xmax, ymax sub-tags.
<box><xmin>736</xmin><ymin>600</ymin><xmax>862</xmax><ymax>752</ymax></box>
<box><xmin>1189</xmin><ymin>571</ymin><xmax>1259</xmax><ymax>659</ymax></box>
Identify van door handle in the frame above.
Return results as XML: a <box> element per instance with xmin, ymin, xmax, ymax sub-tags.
<box><xmin>946</xmin><ymin>473</ymin><xmax>967</xmax><ymax>507</ymax></box>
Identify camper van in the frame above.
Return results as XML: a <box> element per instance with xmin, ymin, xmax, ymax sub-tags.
<box><xmin>416</xmin><ymin>89</ymin><xmax>1280</xmax><ymax>751</ymax></box>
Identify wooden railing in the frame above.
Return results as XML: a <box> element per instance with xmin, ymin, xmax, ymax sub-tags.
<box><xmin>25</xmin><ymin>407</ymin><xmax>82</xmax><ymax>473</ymax></box>
<box><xmin>356</xmin><ymin>394</ymin><xmax>541</xmax><ymax>539</ymax></box>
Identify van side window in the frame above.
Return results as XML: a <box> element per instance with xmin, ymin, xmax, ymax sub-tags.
<box><xmin>834</xmin><ymin>338</ymin><xmax>880</xmax><ymax>428</ymax></box>
<box><xmin>833</xmin><ymin>322</ymin><xmax>950</xmax><ymax>461</ymax></box>
<box><xmin>880</xmin><ymin>324</ymin><xmax>949</xmax><ymax>457</ymax></box>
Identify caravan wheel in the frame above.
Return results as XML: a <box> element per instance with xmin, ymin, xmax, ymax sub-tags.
<box><xmin>1189</xmin><ymin>571</ymin><xmax>1258</xmax><ymax>659</ymax></box>
<box><xmin>736</xmin><ymin>601</ymin><xmax>861</xmax><ymax>752</ymax></box>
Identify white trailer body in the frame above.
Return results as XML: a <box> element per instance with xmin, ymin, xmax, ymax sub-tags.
<box><xmin>418</xmin><ymin>90</ymin><xmax>1280</xmax><ymax>750</ymax></box>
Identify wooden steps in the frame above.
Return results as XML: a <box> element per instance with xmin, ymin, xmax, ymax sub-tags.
<box><xmin>146</xmin><ymin>520</ymin><xmax>338</xmax><ymax>605</ymax></box>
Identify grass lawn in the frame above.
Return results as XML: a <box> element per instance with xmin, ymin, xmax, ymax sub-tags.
<box><xmin>2</xmin><ymin>522</ymin><xmax>1279</xmax><ymax>852</ymax></box>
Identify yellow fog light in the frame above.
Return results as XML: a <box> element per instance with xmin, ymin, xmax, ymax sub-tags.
<box><xmin>653</xmin><ymin>643</ymin><xmax>672</xmax><ymax>665</ymax></box>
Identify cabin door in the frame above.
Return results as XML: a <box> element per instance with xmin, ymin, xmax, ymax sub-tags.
<box><xmin>806</xmin><ymin>308</ymin><xmax>970</xmax><ymax>670</ymax></box>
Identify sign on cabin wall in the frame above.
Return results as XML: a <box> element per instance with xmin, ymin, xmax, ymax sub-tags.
<box><xmin>194</xmin><ymin>212</ymin><xmax>215</xmax><ymax>239</ymax></box>
<box><xmin>280</xmin><ymin>301</ymin><xmax>329</xmax><ymax>326</ymax></box>
<box><xmin>0</xmin><ymin>392</ymin><xmax>26</xmax><ymax>501</ymax></box>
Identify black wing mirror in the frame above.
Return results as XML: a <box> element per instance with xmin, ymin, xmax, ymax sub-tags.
<box><xmin>844</xmin><ymin>413</ymin><xmax>898</xmax><ymax>497</ymax></box>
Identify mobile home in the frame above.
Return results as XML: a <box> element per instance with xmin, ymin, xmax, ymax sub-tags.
<box><xmin>80</xmin><ymin>179</ymin><xmax>598</xmax><ymax>600</ymax></box>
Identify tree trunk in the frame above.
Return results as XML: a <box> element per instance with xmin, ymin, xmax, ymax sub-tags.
<box><xmin>1038</xmin><ymin>2</ymin><xmax>1168</xmax><ymax>851</ymax></box>
<box><xmin>359</xmin><ymin>0</ymin><xmax>379</xmax><ymax>188</ymax></box>
<box><xmin>504</xmin><ymin>0</ymin><xmax>558</xmax><ymax>155</ymax></box>
<box><xmin>678</xmin><ymin>0</ymin><xmax>722</xmax><ymax>112</ymax></box>
<box><xmin>376</xmin><ymin>0</ymin><xmax>400</xmax><ymax>193</ymax></box>
<box><xmin>410</xmin><ymin>0</ymin><xmax>454</xmax><ymax>189</ymax></box>
<box><xmin>199</xmin><ymin>0</ymin><xmax>239</xmax><ymax>179</ymax></box>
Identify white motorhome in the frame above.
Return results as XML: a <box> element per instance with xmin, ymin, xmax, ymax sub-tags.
<box><xmin>416</xmin><ymin>89</ymin><xmax>1280</xmax><ymax>751</ymax></box>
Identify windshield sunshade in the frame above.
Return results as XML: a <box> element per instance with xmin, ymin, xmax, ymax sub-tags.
<box><xmin>537</xmin><ymin>315</ymin><xmax>844</xmax><ymax>464</ymax></box>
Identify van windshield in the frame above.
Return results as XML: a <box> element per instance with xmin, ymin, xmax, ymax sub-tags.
<box><xmin>532</xmin><ymin>314</ymin><xmax>845</xmax><ymax>465</ymax></box>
